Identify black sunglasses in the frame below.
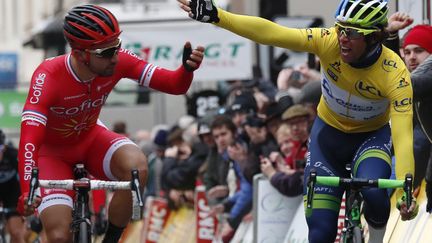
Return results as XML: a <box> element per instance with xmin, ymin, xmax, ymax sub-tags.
<box><xmin>86</xmin><ymin>39</ymin><xmax>122</xmax><ymax>58</ymax></box>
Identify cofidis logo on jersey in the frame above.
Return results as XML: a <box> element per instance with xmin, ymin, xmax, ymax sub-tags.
<box><xmin>355</xmin><ymin>80</ymin><xmax>383</xmax><ymax>99</ymax></box>
<box><xmin>29</xmin><ymin>73</ymin><xmax>46</xmax><ymax>104</ymax></box>
<box><xmin>393</xmin><ymin>97</ymin><xmax>412</xmax><ymax>112</ymax></box>
<box><xmin>382</xmin><ymin>59</ymin><xmax>398</xmax><ymax>72</ymax></box>
<box><xmin>50</xmin><ymin>93</ymin><xmax>109</xmax><ymax>116</ymax></box>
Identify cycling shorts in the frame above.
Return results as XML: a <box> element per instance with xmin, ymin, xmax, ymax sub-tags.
<box><xmin>304</xmin><ymin>116</ymin><xmax>392</xmax><ymax>242</ymax></box>
<box><xmin>37</xmin><ymin>124</ymin><xmax>136</xmax><ymax>213</ymax></box>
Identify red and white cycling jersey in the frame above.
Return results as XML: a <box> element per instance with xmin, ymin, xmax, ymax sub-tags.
<box><xmin>19</xmin><ymin>49</ymin><xmax>194</xmax><ymax>194</ymax></box>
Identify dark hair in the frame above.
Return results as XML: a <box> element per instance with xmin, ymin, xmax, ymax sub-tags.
<box><xmin>210</xmin><ymin>115</ymin><xmax>237</xmax><ymax>135</ymax></box>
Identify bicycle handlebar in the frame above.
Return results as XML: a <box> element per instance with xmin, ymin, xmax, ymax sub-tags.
<box><xmin>27</xmin><ymin>167</ymin><xmax>144</xmax><ymax>212</ymax></box>
<box><xmin>306</xmin><ymin>171</ymin><xmax>414</xmax><ymax>209</ymax></box>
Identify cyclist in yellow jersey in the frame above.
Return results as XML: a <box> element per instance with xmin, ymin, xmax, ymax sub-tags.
<box><xmin>178</xmin><ymin>0</ymin><xmax>418</xmax><ymax>242</ymax></box>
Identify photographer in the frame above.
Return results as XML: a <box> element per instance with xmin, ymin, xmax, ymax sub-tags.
<box><xmin>260</xmin><ymin>152</ymin><xmax>304</xmax><ymax>197</ymax></box>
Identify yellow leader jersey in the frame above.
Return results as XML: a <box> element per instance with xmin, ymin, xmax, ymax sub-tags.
<box><xmin>215</xmin><ymin>9</ymin><xmax>414</xmax><ymax>180</ymax></box>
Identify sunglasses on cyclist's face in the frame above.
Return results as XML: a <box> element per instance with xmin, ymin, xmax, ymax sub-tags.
<box><xmin>334</xmin><ymin>22</ymin><xmax>378</xmax><ymax>40</ymax></box>
<box><xmin>86</xmin><ymin>39</ymin><xmax>122</xmax><ymax>58</ymax></box>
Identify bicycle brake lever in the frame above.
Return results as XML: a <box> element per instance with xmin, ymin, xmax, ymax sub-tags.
<box><xmin>131</xmin><ymin>170</ymin><xmax>144</xmax><ymax>207</ymax></box>
<box><xmin>27</xmin><ymin>168</ymin><xmax>39</xmax><ymax>206</ymax></box>
<box><xmin>307</xmin><ymin>171</ymin><xmax>317</xmax><ymax>209</ymax></box>
<box><xmin>405</xmin><ymin>173</ymin><xmax>413</xmax><ymax>209</ymax></box>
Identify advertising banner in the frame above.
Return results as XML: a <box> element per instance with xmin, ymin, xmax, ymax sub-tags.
<box><xmin>121</xmin><ymin>21</ymin><xmax>253</xmax><ymax>82</ymax></box>
<box><xmin>0</xmin><ymin>91</ymin><xmax>26</xmax><ymax>128</ymax></box>
<box><xmin>0</xmin><ymin>53</ymin><xmax>18</xmax><ymax>89</ymax></box>
<box><xmin>141</xmin><ymin>196</ymin><xmax>171</xmax><ymax>243</ymax></box>
<box><xmin>195</xmin><ymin>185</ymin><xmax>219</xmax><ymax>243</ymax></box>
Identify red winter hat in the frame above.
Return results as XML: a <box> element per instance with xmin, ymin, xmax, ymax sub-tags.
<box><xmin>403</xmin><ymin>25</ymin><xmax>432</xmax><ymax>54</ymax></box>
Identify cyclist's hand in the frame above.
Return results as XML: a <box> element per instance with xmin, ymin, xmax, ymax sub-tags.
<box><xmin>17</xmin><ymin>192</ymin><xmax>42</xmax><ymax>216</ymax></box>
<box><xmin>177</xmin><ymin>0</ymin><xmax>220</xmax><ymax>23</ymax></box>
<box><xmin>397</xmin><ymin>196</ymin><xmax>419</xmax><ymax>221</ymax></box>
<box><xmin>427</xmin><ymin>181</ymin><xmax>432</xmax><ymax>213</ymax></box>
<box><xmin>182</xmin><ymin>42</ymin><xmax>205</xmax><ymax>72</ymax></box>
<box><xmin>386</xmin><ymin>12</ymin><xmax>413</xmax><ymax>33</ymax></box>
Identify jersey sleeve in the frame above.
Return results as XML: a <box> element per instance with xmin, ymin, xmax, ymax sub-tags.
<box><xmin>387</xmin><ymin>67</ymin><xmax>414</xmax><ymax>181</ymax></box>
<box><xmin>117</xmin><ymin>49</ymin><xmax>193</xmax><ymax>95</ymax></box>
<box><xmin>18</xmin><ymin>67</ymin><xmax>54</xmax><ymax>194</ymax></box>
<box><xmin>215</xmin><ymin>8</ymin><xmax>334</xmax><ymax>55</ymax></box>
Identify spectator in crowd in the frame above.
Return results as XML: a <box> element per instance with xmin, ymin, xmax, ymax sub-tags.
<box><xmin>263</xmin><ymin>96</ymin><xmax>294</xmax><ymax>140</ymax></box>
<box><xmin>260</xmin><ymin>153</ymin><xmax>304</xmax><ymax>197</ymax></box>
<box><xmin>195</xmin><ymin>114</ymin><xmax>218</xmax><ymax>181</ymax></box>
<box><xmin>226</xmin><ymin>91</ymin><xmax>257</xmax><ymax>127</ymax></box>
<box><xmin>144</xmin><ymin>128</ymin><xmax>169</xmax><ymax>200</ymax></box>
<box><xmin>160</xmin><ymin>125</ymin><xmax>208</xmax><ymax>208</ymax></box>
<box><xmin>112</xmin><ymin>121</ymin><xmax>129</xmax><ymax>137</ymax></box>
<box><xmin>402</xmin><ymin>25</ymin><xmax>432</xmax><ymax>188</ymax></box>
<box><xmin>207</xmin><ymin>115</ymin><xmax>253</xmax><ymax>242</ymax></box>
<box><xmin>242</xmin><ymin>114</ymin><xmax>279</xmax><ymax>182</ymax></box>
<box><xmin>275</xmin><ymin>124</ymin><xmax>296</xmax><ymax>168</ymax></box>
<box><xmin>0</xmin><ymin>130</ymin><xmax>26</xmax><ymax>243</ymax></box>
<box><xmin>386</xmin><ymin>18</ymin><xmax>432</xmax><ymax>188</ymax></box>
<box><xmin>281</xmin><ymin>105</ymin><xmax>311</xmax><ymax>164</ymax></box>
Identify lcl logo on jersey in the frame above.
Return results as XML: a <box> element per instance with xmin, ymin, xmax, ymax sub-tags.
<box><xmin>394</xmin><ymin>97</ymin><xmax>412</xmax><ymax>112</ymax></box>
<box><xmin>382</xmin><ymin>59</ymin><xmax>398</xmax><ymax>72</ymax></box>
<box><xmin>355</xmin><ymin>80</ymin><xmax>383</xmax><ymax>99</ymax></box>
<box><xmin>397</xmin><ymin>78</ymin><xmax>409</xmax><ymax>89</ymax></box>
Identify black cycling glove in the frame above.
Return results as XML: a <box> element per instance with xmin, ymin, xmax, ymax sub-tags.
<box><xmin>182</xmin><ymin>45</ymin><xmax>194</xmax><ymax>72</ymax></box>
<box><xmin>189</xmin><ymin>0</ymin><xmax>219</xmax><ymax>23</ymax></box>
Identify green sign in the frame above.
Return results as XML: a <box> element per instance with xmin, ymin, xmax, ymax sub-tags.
<box><xmin>0</xmin><ymin>91</ymin><xmax>27</xmax><ymax>128</ymax></box>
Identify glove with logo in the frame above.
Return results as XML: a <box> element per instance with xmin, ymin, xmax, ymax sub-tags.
<box><xmin>396</xmin><ymin>194</ymin><xmax>419</xmax><ymax>221</ymax></box>
<box><xmin>189</xmin><ymin>0</ymin><xmax>219</xmax><ymax>23</ymax></box>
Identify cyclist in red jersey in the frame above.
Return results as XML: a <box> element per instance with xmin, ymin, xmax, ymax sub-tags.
<box><xmin>16</xmin><ymin>4</ymin><xmax>204</xmax><ymax>243</ymax></box>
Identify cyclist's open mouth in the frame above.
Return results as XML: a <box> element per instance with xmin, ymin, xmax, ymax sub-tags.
<box><xmin>340</xmin><ymin>46</ymin><xmax>351</xmax><ymax>56</ymax></box>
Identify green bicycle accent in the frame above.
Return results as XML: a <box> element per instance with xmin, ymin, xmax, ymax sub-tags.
<box><xmin>306</xmin><ymin>171</ymin><xmax>413</xmax><ymax>243</ymax></box>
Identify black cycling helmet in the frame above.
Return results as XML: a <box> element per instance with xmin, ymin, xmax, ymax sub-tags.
<box><xmin>63</xmin><ymin>5</ymin><xmax>121</xmax><ymax>49</ymax></box>
<box><xmin>0</xmin><ymin>129</ymin><xmax>5</xmax><ymax>145</ymax></box>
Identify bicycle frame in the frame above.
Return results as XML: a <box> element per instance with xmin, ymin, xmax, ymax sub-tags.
<box><xmin>306</xmin><ymin>170</ymin><xmax>413</xmax><ymax>243</ymax></box>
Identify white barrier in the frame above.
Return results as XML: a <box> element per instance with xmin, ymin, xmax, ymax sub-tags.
<box><xmin>253</xmin><ymin>174</ymin><xmax>303</xmax><ymax>243</ymax></box>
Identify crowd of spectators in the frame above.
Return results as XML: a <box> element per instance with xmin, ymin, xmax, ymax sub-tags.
<box><xmin>120</xmin><ymin>58</ymin><xmax>323</xmax><ymax>241</ymax></box>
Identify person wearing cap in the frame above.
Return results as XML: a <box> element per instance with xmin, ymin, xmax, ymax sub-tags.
<box><xmin>17</xmin><ymin>4</ymin><xmax>205</xmax><ymax>243</ymax></box>
<box><xmin>282</xmin><ymin>104</ymin><xmax>311</xmax><ymax>143</ymax></box>
<box><xmin>0</xmin><ymin>130</ymin><xmax>26</xmax><ymax>243</ymax></box>
<box><xmin>386</xmin><ymin>16</ymin><xmax>432</xmax><ymax>198</ymax></box>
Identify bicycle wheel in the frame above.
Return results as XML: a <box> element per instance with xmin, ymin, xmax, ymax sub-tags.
<box><xmin>352</xmin><ymin>226</ymin><xmax>363</xmax><ymax>243</ymax></box>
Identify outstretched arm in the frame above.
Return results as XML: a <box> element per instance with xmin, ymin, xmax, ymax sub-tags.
<box><xmin>148</xmin><ymin>42</ymin><xmax>205</xmax><ymax>95</ymax></box>
<box><xmin>178</xmin><ymin>0</ymin><xmax>321</xmax><ymax>53</ymax></box>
